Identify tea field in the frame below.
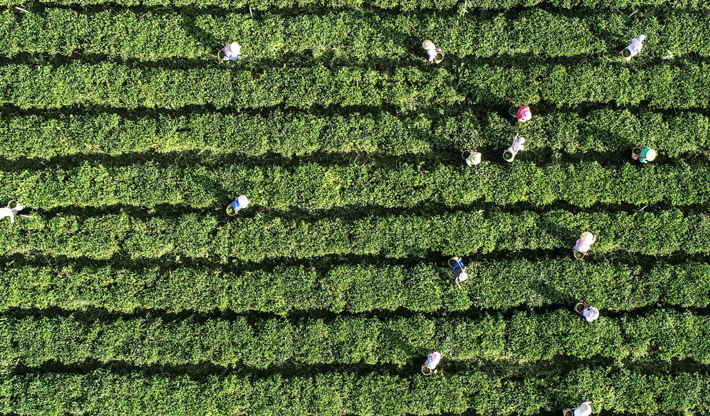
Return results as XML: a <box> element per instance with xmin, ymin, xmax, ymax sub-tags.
<box><xmin>1</xmin><ymin>0</ymin><xmax>710</xmax><ymax>414</ymax></box>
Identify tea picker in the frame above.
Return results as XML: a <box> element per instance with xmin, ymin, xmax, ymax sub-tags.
<box><xmin>503</xmin><ymin>133</ymin><xmax>526</xmax><ymax>162</ymax></box>
<box><xmin>622</xmin><ymin>34</ymin><xmax>645</xmax><ymax>60</ymax></box>
<box><xmin>448</xmin><ymin>256</ymin><xmax>468</xmax><ymax>289</ymax></box>
<box><xmin>0</xmin><ymin>200</ymin><xmax>31</xmax><ymax>223</ymax></box>
<box><xmin>574</xmin><ymin>302</ymin><xmax>600</xmax><ymax>323</ymax></box>
<box><xmin>572</xmin><ymin>232</ymin><xmax>596</xmax><ymax>259</ymax></box>
<box><xmin>564</xmin><ymin>401</ymin><xmax>592</xmax><ymax>416</ymax></box>
<box><xmin>421</xmin><ymin>352</ymin><xmax>441</xmax><ymax>375</ymax></box>
<box><xmin>226</xmin><ymin>195</ymin><xmax>249</xmax><ymax>216</ymax></box>
<box><xmin>219</xmin><ymin>42</ymin><xmax>241</xmax><ymax>61</ymax></box>
<box><xmin>422</xmin><ymin>40</ymin><xmax>444</xmax><ymax>64</ymax></box>
<box><xmin>509</xmin><ymin>105</ymin><xmax>532</xmax><ymax>123</ymax></box>
<box><xmin>631</xmin><ymin>146</ymin><xmax>656</xmax><ymax>164</ymax></box>
<box><xmin>462</xmin><ymin>150</ymin><xmax>482</xmax><ymax>166</ymax></box>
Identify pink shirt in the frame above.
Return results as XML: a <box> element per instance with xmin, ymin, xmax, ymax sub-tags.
<box><xmin>510</xmin><ymin>137</ymin><xmax>525</xmax><ymax>153</ymax></box>
<box><xmin>574</xmin><ymin>239</ymin><xmax>592</xmax><ymax>253</ymax></box>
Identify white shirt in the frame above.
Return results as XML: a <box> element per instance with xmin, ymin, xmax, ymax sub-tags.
<box><xmin>425</xmin><ymin>352</ymin><xmax>441</xmax><ymax>369</ymax></box>
<box><xmin>0</xmin><ymin>207</ymin><xmax>15</xmax><ymax>223</ymax></box>
<box><xmin>628</xmin><ymin>38</ymin><xmax>643</xmax><ymax>56</ymax></box>
<box><xmin>426</xmin><ymin>46</ymin><xmax>438</xmax><ymax>62</ymax></box>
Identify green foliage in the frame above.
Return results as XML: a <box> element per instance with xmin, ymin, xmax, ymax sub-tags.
<box><xmin>1</xmin><ymin>0</ymin><xmax>707</xmax><ymax>10</ymax></box>
<box><xmin>0</xmin><ymin>309</ymin><xmax>707</xmax><ymax>369</ymax></box>
<box><xmin>0</xmin><ymin>9</ymin><xmax>708</xmax><ymax>60</ymax></box>
<box><xmin>0</xmin><ymin>1</ymin><xmax>708</xmax><ymax>415</ymax></box>
<box><xmin>1</xmin><ymin>366</ymin><xmax>710</xmax><ymax>415</ymax></box>
<box><xmin>1</xmin><ymin>160</ymin><xmax>709</xmax><ymax>211</ymax></box>
<box><xmin>1</xmin><ymin>108</ymin><xmax>708</xmax><ymax>159</ymax></box>
<box><xmin>1</xmin><ymin>257</ymin><xmax>710</xmax><ymax>314</ymax></box>
<box><xmin>0</xmin><ymin>209</ymin><xmax>707</xmax><ymax>261</ymax></box>
<box><xmin>2</xmin><ymin>61</ymin><xmax>709</xmax><ymax>111</ymax></box>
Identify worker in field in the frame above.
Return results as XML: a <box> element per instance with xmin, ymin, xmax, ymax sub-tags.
<box><xmin>503</xmin><ymin>133</ymin><xmax>526</xmax><ymax>162</ymax></box>
<box><xmin>510</xmin><ymin>105</ymin><xmax>532</xmax><ymax>123</ymax></box>
<box><xmin>227</xmin><ymin>195</ymin><xmax>249</xmax><ymax>216</ymax></box>
<box><xmin>574</xmin><ymin>302</ymin><xmax>600</xmax><ymax>323</ymax></box>
<box><xmin>622</xmin><ymin>34</ymin><xmax>645</xmax><ymax>60</ymax></box>
<box><xmin>0</xmin><ymin>200</ymin><xmax>25</xmax><ymax>224</ymax></box>
<box><xmin>572</xmin><ymin>231</ymin><xmax>596</xmax><ymax>259</ymax></box>
<box><xmin>632</xmin><ymin>146</ymin><xmax>656</xmax><ymax>164</ymax></box>
<box><xmin>421</xmin><ymin>352</ymin><xmax>441</xmax><ymax>375</ymax></box>
<box><xmin>422</xmin><ymin>40</ymin><xmax>444</xmax><ymax>64</ymax></box>
<box><xmin>448</xmin><ymin>257</ymin><xmax>468</xmax><ymax>289</ymax></box>
<box><xmin>564</xmin><ymin>401</ymin><xmax>592</xmax><ymax>416</ymax></box>
<box><xmin>462</xmin><ymin>150</ymin><xmax>482</xmax><ymax>166</ymax></box>
<box><xmin>220</xmin><ymin>42</ymin><xmax>241</xmax><ymax>61</ymax></box>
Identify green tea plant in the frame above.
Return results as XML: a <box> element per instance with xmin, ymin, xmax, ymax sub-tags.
<box><xmin>0</xmin><ymin>109</ymin><xmax>706</xmax><ymax>159</ymax></box>
<box><xmin>2</xmin><ymin>61</ymin><xmax>708</xmax><ymax>111</ymax></box>
<box><xmin>0</xmin><ymin>9</ymin><xmax>708</xmax><ymax>60</ymax></box>
<box><xmin>1</xmin><ymin>366</ymin><xmax>709</xmax><ymax>415</ymax></box>
<box><xmin>0</xmin><ymin>257</ymin><xmax>708</xmax><ymax>314</ymax></box>
<box><xmin>0</xmin><ymin>209</ymin><xmax>706</xmax><ymax>261</ymax></box>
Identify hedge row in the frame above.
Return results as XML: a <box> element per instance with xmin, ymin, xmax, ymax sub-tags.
<box><xmin>2</xmin><ymin>0</ymin><xmax>706</xmax><ymax>10</ymax></box>
<box><xmin>2</xmin><ymin>8</ymin><xmax>708</xmax><ymax>61</ymax></box>
<box><xmin>2</xmin><ymin>108</ymin><xmax>708</xmax><ymax>159</ymax></box>
<box><xmin>2</xmin><ymin>257</ymin><xmax>710</xmax><ymax>314</ymax></box>
<box><xmin>1</xmin><ymin>309</ymin><xmax>709</xmax><ymax>369</ymax></box>
<box><xmin>2</xmin><ymin>61</ymin><xmax>709</xmax><ymax>111</ymax></box>
<box><xmin>0</xmin><ymin>209</ymin><xmax>707</xmax><ymax>261</ymax></box>
<box><xmin>3</xmin><ymin>160</ymin><xmax>710</xmax><ymax>211</ymax></box>
<box><xmin>1</xmin><ymin>366</ymin><xmax>709</xmax><ymax>415</ymax></box>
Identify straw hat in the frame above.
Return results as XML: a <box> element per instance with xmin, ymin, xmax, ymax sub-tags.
<box><xmin>237</xmin><ymin>195</ymin><xmax>249</xmax><ymax>208</ymax></box>
<box><xmin>580</xmin><ymin>232</ymin><xmax>595</xmax><ymax>245</ymax></box>
<box><xmin>422</xmin><ymin>40</ymin><xmax>435</xmax><ymax>50</ymax></box>
<box><xmin>645</xmin><ymin>148</ymin><xmax>657</xmax><ymax>161</ymax></box>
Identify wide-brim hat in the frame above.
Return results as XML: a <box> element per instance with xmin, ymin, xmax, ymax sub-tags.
<box><xmin>645</xmin><ymin>149</ymin><xmax>657</xmax><ymax>161</ymax></box>
<box><xmin>581</xmin><ymin>232</ymin><xmax>595</xmax><ymax>244</ymax></box>
<box><xmin>422</xmin><ymin>39</ymin><xmax>434</xmax><ymax>50</ymax></box>
<box><xmin>229</xmin><ymin>42</ymin><xmax>241</xmax><ymax>52</ymax></box>
<box><xmin>577</xmin><ymin>403</ymin><xmax>592</xmax><ymax>416</ymax></box>
<box><xmin>458</xmin><ymin>272</ymin><xmax>468</xmax><ymax>282</ymax></box>
<box><xmin>237</xmin><ymin>195</ymin><xmax>249</xmax><ymax>207</ymax></box>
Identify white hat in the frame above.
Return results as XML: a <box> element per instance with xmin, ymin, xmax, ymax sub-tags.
<box><xmin>422</xmin><ymin>40</ymin><xmax>435</xmax><ymax>50</ymax></box>
<box><xmin>581</xmin><ymin>232</ymin><xmax>595</xmax><ymax>245</ymax></box>
<box><xmin>237</xmin><ymin>195</ymin><xmax>249</xmax><ymax>208</ymax></box>
<box><xmin>645</xmin><ymin>149</ymin><xmax>656</xmax><ymax>161</ymax></box>
<box><xmin>638</xmin><ymin>34</ymin><xmax>646</xmax><ymax>42</ymax></box>
<box><xmin>574</xmin><ymin>402</ymin><xmax>592</xmax><ymax>416</ymax></box>
<box><xmin>228</xmin><ymin>42</ymin><xmax>241</xmax><ymax>53</ymax></box>
<box><xmin>458</xmin><ymin>272</ymin><xmax>468</xmax><ymax>282</ymax></box>
<box><xmin>518</xmin><ymin>137</ymin><xmax>526</xmax><ymax>145</ymax></box>
<box><xmin>584</xmin><ymin>307</ymin><xmax>600</xmax><ymax>322</ymax></box>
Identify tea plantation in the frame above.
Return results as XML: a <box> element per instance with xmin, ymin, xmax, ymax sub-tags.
<box><xmin>1</xmin><ymin>0</ymin><xmax>709</xmax><ymax>414</ymax></box>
